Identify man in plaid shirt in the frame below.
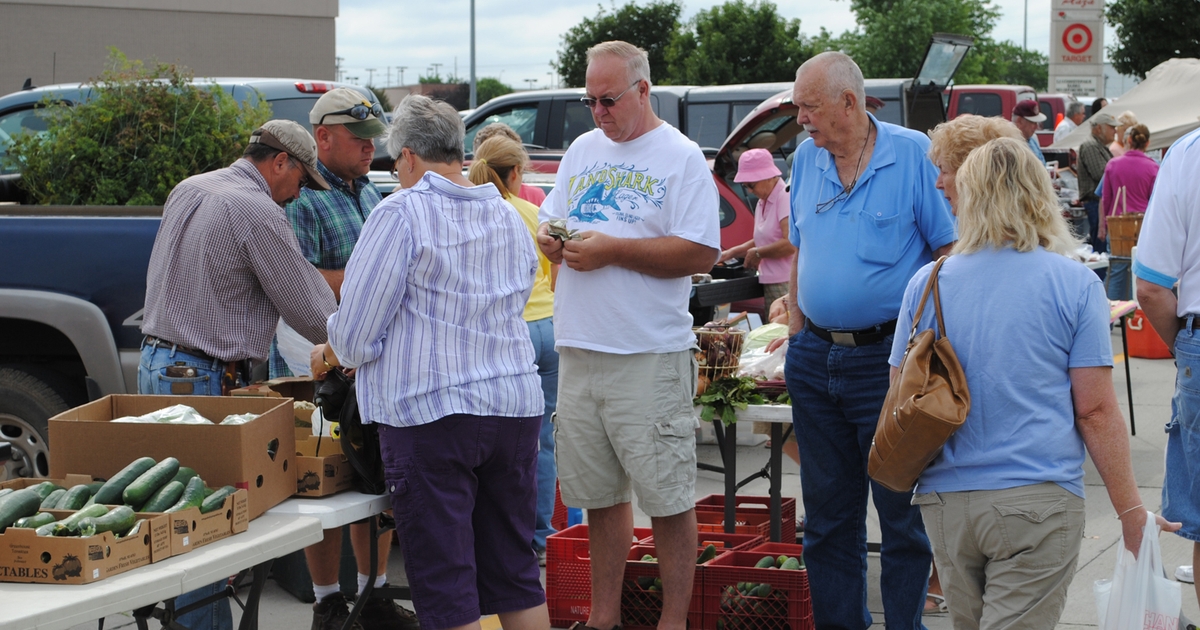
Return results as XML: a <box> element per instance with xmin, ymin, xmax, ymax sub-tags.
<box><xmin>268</xmin><ymin>89</ymin><xmax>419</xmax><ymax>630</ymax></box>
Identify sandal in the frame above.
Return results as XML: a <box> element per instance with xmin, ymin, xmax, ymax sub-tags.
<box><xmin>923</xmin><ymin>593</ymin><xmax>948</xmax><ymax>616</ymax></box>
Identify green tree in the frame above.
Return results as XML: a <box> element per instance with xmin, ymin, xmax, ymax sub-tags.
<box><xmin>666</xmin><ymin>0</ymin><xmax>815</xmax><ymax>85</ymax></box>
<box><xmin>842</xmin><ymin>0</ymin><xmax>999</xmax><ymax>79</ymax></box>
<box><xmin>418</xmin><ymin>75</ymin><xmax>444</xmax><ymax>84</ymax></box>
<box><xmin>1107</xmin><ymin>0</ymin><xmax>1200</xmax><ymax>79</ymax></box>
<box><xmin>6</xmin><ymin>50</ymin><xmax>270</xmax><ymax>205</ymax></box>
<box><xmin>476</xmin><ymin>78</ymin><xmax>514</xmax><ymax>104</ymax></box>
<box><xmin>967</xmin><ymin>40</ymin><xmax>1048</xmax><ymax>90</ymax></box>
<box><xmin>553</xmin><ymin>1</ymin><xmax>683</xmax><ymax>87</ymax></box>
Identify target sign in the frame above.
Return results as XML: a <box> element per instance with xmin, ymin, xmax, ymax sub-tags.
<box><xmin>1063</xmin><ymin>24</ymin><xmax>1093</xmax><ymax>54</ymax></box>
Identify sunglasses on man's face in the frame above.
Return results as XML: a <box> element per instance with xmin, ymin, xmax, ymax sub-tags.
<box><xmin>319</xmin><ymin>102</ymin><xmax>385</xmax><ymax>124</ymax></box>
<box><xmin>581</xmin><ymin>81</ymin><xmax>641</xmax><ymax>110</ymax></box>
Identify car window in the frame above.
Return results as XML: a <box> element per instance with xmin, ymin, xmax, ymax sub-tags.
<box><xmin>1039</xmin><ymin>102</ymin><xmax>1055</xmax><ymax>130</ymax></box>
<box><xmin>872</xmin><ymin>98</ymin><xmax>903</xmax><ymax>126</ymax></box>
<box><xmin>561</xmin><ymin>101</ymin><xmax>596</xmax><ymax>149</ymax></box>
<box><xmin>264</xmin><ymin>97</ymin><xmax>321</xmax><ymax>132</ymax></box>
<box><xmin>688</xmin><ymin>103</ymin><xmax>730</xmax><ymax>150</ymax></box>
<box><xmin>955</xmin><ymin>93</ymin><xmax>1002</xmax><ymax>118</ymax></box>
<box><xmin>465</xmin><ymin>105</ymin><xmax>539</xmax><ymax>152</ymax></box>
<box><xmin>0</xmin><ymin>107</ymin><xmax>52</xmax><ymax>175</ymax></box>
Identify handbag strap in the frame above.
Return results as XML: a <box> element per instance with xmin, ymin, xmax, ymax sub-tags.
<box><xmin>907</xmin><ymin>256</ymin><xmax>950</xmax><ymax>342</ymax></box>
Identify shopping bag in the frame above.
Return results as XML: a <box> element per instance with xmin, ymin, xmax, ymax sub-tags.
<box><xmin>275</xmin><ymin>318</ymin><xmax>314</xmax><ymax>376</ymax></box>
<box><xmin>1094</xmin><ymin>510</ymin><xmax>1181</xmax><ymax>630</ymax></box>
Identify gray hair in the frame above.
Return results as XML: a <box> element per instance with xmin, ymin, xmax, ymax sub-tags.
<box><xmin>386</xmin><ymin>94</ymin><xmax>465</xmax><ymax>164</ymax></box>
<box><xmin>587</xmin><ymin>40</ymin><xmax>652</xmax><ymax>86</ymax></box>
<box><xmin>797</xmin><ymin>52</ymin><xmax>866</xmax><ymax>110</ymax></box>
<box><xmin>1066</xmin><ymin>102</ymin><xmax>1085</xmax><ymax>117</ymax></box>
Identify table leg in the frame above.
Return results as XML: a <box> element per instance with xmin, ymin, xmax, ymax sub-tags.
<box><xmin>723</xmin><ymin>421</ymin><xmax>737</xmax><ymax>534</ymax></box>
<box><xmin>769</xmin><ymin>423</ymin><xmax>782</xmax><ymax>543</ymax></box>
<box><xmin>237</xmin><ymin>560</ymin><xmax>274</xmax><ymax>630</ymax></box>
<box><xmin>1121</xmin><ymin>315</ymin><xmax>1136</xmax><ymax>435</ymax></box>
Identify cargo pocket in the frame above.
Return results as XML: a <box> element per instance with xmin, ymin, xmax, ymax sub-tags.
<box><xmin>856</xmin><ymin>210</ymin><xmax>903</xmax><ymax>265</ymax></box>
<box><xmin>993</xmin><ymin>493</ymin><xmax>1081</xmax><ymax>569</ymax></box>
<box><xmin>383</xmin><ymin>472</ymin><xmax>412</xmax><ymax>528</ymax></box>
<box><xmin>653</xmin><ymin>416</ymin><xmax>697</xmax><ymax>488</ymax></box>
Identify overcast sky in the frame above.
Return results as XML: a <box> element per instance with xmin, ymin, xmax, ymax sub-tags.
<box><xmin>335</xmin><ymin>0</ymin><xmax>1116</xmax><ymax>89</ymax></box>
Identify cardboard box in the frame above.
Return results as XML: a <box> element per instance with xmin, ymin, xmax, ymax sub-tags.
<box><xmin>0</xmin><ymin>473</ymin><xmax>96</xmax><ymax>492</ymax></box>
<box><xmin>48</xmin><ymin>395</ymin><xmax>295</xmax><ymax>519</ymax></box>
<box><xmin>231</xmin><ymin>377</ymin><xmax>317</xmax><ymax>427</ymax></box>
<box><xmin>0</xmin><ymin>509</ymin><xmax>171</xmax><ymax>584</ymax></box>
<box><xmin>294</xmin><ymin>429</ymin><xmax>355</xmax><ymax>497</ymax></box>
<box><xmin>158</xmin><ymin>489</ymin><xmax>250</xmax><ymax>556</ymax></box>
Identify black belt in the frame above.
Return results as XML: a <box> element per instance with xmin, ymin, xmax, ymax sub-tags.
<box><xmin>144</xmin><ymin>335</ymin><xmax>220</xmax><ymax>363</ymax></box>
<box><xmin>807</xmin><ymin>319</ymin><xmax>897</xmax><ymax>347</ymax></box>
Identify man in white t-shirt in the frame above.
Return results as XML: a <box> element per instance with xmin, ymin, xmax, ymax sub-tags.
<box><xmin>1054</xmin><ymin>101</ymin><xmax>1086</xmax><ymax>143</ymax></box>
<box><xmin>1135</xmin><ymin>126</ymin><xmax>1200</xmax><ymax>604</ymax></box>
<box><xmin>537</xmin><ymin>40</ymin><xmax>720</xmax><ymax>630</ymax></box>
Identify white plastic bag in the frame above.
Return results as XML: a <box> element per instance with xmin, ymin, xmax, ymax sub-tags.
<box><xmin>1094</xmin><ymin>510</ymin><xmax>1181</xmax><ymax>630</ymax></box>
<box><xmin>737</xmin><ymin>343</ymin><xmax>786</xmax><ymax>380</ymax></box>
<box><xmin>276</xmin><ymin>318</ymin><xmax>314</xmax><ymax>376</ymax></box>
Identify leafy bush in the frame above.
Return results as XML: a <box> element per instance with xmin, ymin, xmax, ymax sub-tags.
<box><xmin>7</xmin><ymin>50</ymin><xmax>271</xmax><ymax>205</ymax></box>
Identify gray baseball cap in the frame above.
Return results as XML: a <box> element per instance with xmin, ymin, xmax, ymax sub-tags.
<box><xmin>309</xmin><ymin>88</ymin><xmax>388</xmax><ymax>139</ymax></box>
<box><xmin>249</xmin><ymin>120</ymin><xmax>330</xmax><ymax>190</ymax></box>
<box><xmin>1091</xmin><ymin>112</ymin><xmax>1117</xmax><ymax>128</ymax></box>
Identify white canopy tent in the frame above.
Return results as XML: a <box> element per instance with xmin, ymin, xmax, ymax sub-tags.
<box><xmin>1049</xmin><ymin>58</ymin><xmax>1200</xmax><ymax>153</ymax></box>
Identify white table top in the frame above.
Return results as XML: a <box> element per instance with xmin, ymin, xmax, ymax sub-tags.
<box><xmin>0</xmin><ymin>513</ymin><xmax>323</xmax><ymax>630</ymax></box>
<box><xmin>266</xmin><ymin>491</ymin><xmax>391</xmax><ymax>530</ymax></box>
<box><xmin>736</xmin><ymin>403</ymin><xmax>792</xmax><ymax>424</ymax></box>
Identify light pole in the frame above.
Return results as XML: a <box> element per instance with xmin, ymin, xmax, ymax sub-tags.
<box><xmin>431</xmin><ymin>63</ymin><xmax>443</xmax><ymax>81</ymax></box>
<box><xmin>1023</xmin><ymin>0</ymin><xmax>1028</xmax><ymax>49</ymax></box>
<box><xmin>525</xmin><ymin>78</ymin><xmax>538</xmax><ymax>90</ymax></box>
<box><xmin>399</xmin><ymin>66</ymin><xmax>408</xmax><ymax>86</ymax></box>
<box><xmin>335</xmin><ymin>56</ymin><xmax>344</xmax><ymax>82</ymax></box>
<box><xmin>470</xmin><ymin>0</ymin><xmax>477</xmax><ymax>108</ymax></box>
<box><xmin>366</xmin><ymin>68</ymin><xmax>376</xmax><ymax>86</ymax></box>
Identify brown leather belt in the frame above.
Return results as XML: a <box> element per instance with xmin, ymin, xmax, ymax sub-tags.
<box><xmin>144</xmin><ymin>335</ymin><xmax>219</xmax><ymax>362</ymax></box>
<box><xmin>807</xmin><ymin>319</ymin><xmax>898</xmax><ymax>348</ymax></box>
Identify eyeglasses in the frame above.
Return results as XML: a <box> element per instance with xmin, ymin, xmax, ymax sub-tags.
<box><xmin>581</xmin><ymin>81</ymin><xmax>641</xmax><ymax>109</ymax></box>
<box><xmin>814</xmin><ymin>185</ymin><xmax>853</xmax><ymax>213</ymax></box>
<box><xmin>318</xmin><ymin>102</ymin><xmax>385</xmax><ymax>124</ymax></box>
<box><xmin>287</xmin><ymin>157</ymin><xmax>309</xmax><ymax>188</ymax></box>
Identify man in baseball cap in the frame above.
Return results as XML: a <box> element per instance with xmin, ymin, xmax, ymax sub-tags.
<box><xmin>1011</xmin><ymin>100</ymin><xmax>1048</xmax><ymax>164</ymax></box>
<box><xmin>248</xmin><ymin>119</ymin><xmax>331</xmax><ymax>193</ymax></box>
<box><xmin>266</xmin><ymin>88</ymin><xmax>418</xmax><ymax>630</ymax></box>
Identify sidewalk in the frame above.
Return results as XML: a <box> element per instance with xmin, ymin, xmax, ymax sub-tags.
<box><xmin>74</xmin><ymin>333</ymin><xmax>1195</xmax><ymax>630</ymax></box>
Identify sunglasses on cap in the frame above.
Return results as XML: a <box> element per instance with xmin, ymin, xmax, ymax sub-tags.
<box><xmin>319</xmin><ymin>102</ymin><xmax>385</xmax><ymax>124</ymax></box>
<box><xmin>581</xmin><ymin>80</ymin><xmax>641</xmax><ymax>110</ymax></box>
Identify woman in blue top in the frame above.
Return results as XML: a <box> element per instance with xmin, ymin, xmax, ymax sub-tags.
<box><xmin>892</xmin><ymin>137</ymin><xmax>1178</xmax><ymax>628</ymax></box>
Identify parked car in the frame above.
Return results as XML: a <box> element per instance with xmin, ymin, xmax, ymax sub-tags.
<box><xmin>0</xmin><ymin>78</ymin><xmax>386</xmax><ymax>203</ymax></box>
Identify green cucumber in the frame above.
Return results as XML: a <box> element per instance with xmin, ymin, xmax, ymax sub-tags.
<box><xmin>752</xmin><ymin>583</ymin><xmax>773</xmax><ymax>597</ymax></box>
<box><xmin>30</xmin><ymin>481</ymin><xmax>65</xmax><ymax>500</ymax></box>
<box><xmin>697</xmin><ymin>543</ymin><xmax>718</xmax><ymax>564</ymax></box>
<box><xmin>15</xmin><ymin>512</ymin><xmax>56</xmax><ymax>529</ymax></box>
<box><xmin>780</xmin><ymin>557</ymin><xmax>801</xmax><ymax>571</ymax></box>
<box><xmin>0</xmin><ymin>488</ymin><xmax>13</xmax><ymax>499</ymax></box>
<box><xmin>754</xmin><ymin>555</ymin><xmax>775</xmax><ymax>569</ymax></box>
<box><xmin>78</xmin><ymin>506</ymin><xmax>136</xmax><ymax>537</ymax></box>
<box><xmin>165</xmin><ymin>476</ymin><xmax>206</xmax><ymax>513</ymax></box>
<box><xmin>85</xmin><ymin>481</ymin><xmax>106</xmax><ymax>496</ymax></box>
<box><xmin>170</xmin><ymin>467</ymin><xmax>198</xmax><ymax>486</ymax></box>
<box><xmin>200</xmin><ymin>486</ymin><xmax>237</xmax><ymax>514</ymax></box>
<box><xmin>50</xmin><ymin>504</ymin><xmax>109</xmax><ymax>536</ymax></box>
<box><xmin>57</xmin><ymin>484</ymin><xmax>93</xmax><ymax>510</ymax></box>
<box><xmin>122</xmin><ymin>457</ymin><xmax>179</xmax><ymax>507</ymax></box>
<box><xmin>140</xmin><ymin>480</ymin><xmax>185</xmax><ymax>513</ymax></box>
<box><xmin>0</xmin><ymin>489</ymin><xmax>43</xmax><ymax>533</ymax></box>
<box><xmin>92</xmin><ymin>457</ymin><xmax>156</xmax><ymax>505</ymax></box>
<box><xmin>40</xmin><ymin>488</ymin><xmax>67</xmax><ymax>510</ymax></box>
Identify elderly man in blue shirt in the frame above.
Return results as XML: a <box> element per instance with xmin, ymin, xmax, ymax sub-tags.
<box><xmin>771</xmin><ymin>52</ymin><xmax>956</xmax><ymax>629</ymax></box>
<box><xmin>1011</xmin><ymin>100</ymin><xmax>1047</xmax><ymax>164</ymax></box>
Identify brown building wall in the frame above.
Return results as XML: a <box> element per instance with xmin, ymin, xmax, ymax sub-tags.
<box><xmin>0</xmin><ymin>0</ymin><xmax>337</xmax><ymax>94</ymax></box>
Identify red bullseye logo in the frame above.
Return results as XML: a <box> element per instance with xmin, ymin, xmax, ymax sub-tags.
<box><xmin>1063</xmin><ymin>24</ymin><xmax>1092</xmax><ymax>54</ymax></box>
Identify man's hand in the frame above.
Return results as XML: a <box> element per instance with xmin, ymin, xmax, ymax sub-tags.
<box><xmin>536</xmin><ymin>222</ymin><xmax>565</xmax><ymax>264</ymax></box>
<box><xmin>561</xmin><ymin>231</ymin><xmax>616</xmax><ymax>272</ymax></box>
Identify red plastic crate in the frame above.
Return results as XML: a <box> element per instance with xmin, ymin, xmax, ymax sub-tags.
<box><xmin>697</xmin><ymin>510</ymin><xmax>776</xmax><ymax>538</ymax></box>
<box><xmin>552</xmin><ymin>481</ymin><xmax>568</xmax><ymax>531</ymax></box>
<box><xmin>546</xmin><ymin>524</ymin><xmax>653</xmax><ymax>627</ymax></box>
<box><xmin>621</xmin><ymin>545</ymin><xmax>705</xmax><ymax>630</ymax></box>
<box><xmin>703</xmin><ymin>549</ymin><xmax>813</xmax><ymax>630</ymax></box>
<box><xmin>694</xmin><ymin>494</ymin><xmax>797</xmax><ymax>543</ymax></box>
<box><xmin>641</xmin><ymin>530</ymin><xmax>765</xmax><ymax>554</ymax></box>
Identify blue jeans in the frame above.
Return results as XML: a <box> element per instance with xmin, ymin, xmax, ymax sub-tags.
<box><xmin>784</xmin><ymin>327</ymin><xmax>932</xmax><ymax>630</ymax></box>
<box><xmin>527</xmin><ymin>317</ymin><xmax>559</xmax><ymax>551</ymax></box>
<box><xmin>1105</xmin><ymin>235</ymin><xmax>1132</xmax><ymax>300</ymax></box>
<box><xmin>138</xmin><ymin>341</ymin><xmax>235</xmax><ymax>630</ymax></box>
<box><xmin>1085</xmin><ymin>200</ymin><xmax>1107</xmax><ymax>282</ymax></box>
<box><xmin>1164</xmin><ymin>323</ymin><xmax>1200</xmax><ymax>542</ymax></box>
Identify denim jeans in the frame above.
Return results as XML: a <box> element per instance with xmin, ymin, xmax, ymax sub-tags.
<box><xmin>527</xmin><ymin>317</ymin><xmax>559</xmax><ymax>551</ymax></box>
<box><xmin>1164</xmin><ymin>323</ymin><xmax>1200</xmax><ymax>542</ymax></box>
<box><xmin>784</xmin><ymin>327</ymin><xmax>932</xmax><ymax>630</ymax></box>
<box><xmin>1085</xmin><ymin>200</ymin><xmax>1107</xmax><ymax>282</ymax></box>
<box><xmin>138</xmin><ymin>341</ymin><xmax>235</xmax><ymax>630</ymax></box>
<box><xmin>1105</xmin><ymin>234</ymin><xmax>1132</xmax><ymax>300</ymax></box>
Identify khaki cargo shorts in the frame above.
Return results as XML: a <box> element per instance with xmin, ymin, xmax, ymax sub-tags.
<box><xmin>554</xmin><ymin>347</ymin><xmax>698</xmax><ymax>517</ymax></box>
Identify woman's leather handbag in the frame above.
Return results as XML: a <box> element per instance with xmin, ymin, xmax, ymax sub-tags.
<box><xmin>868</xmin><ymin>256</ymin><xmax>971</xmax><ymax>493</ymax></box>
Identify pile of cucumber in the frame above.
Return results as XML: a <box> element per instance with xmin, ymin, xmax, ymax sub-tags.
<box><xmin>0</xmin><ymin>456</ymin><xmax>237</xmax><ymax>537</ymax></box>
<box><xmin>631</xmin><ymin>544</ymin><xmax>721</xmax><ymax>593</ymax></box>
<box><xmin>714</xmin><ymin>554</ymin><xmax>805</xmax><ymax>628</ymax></box>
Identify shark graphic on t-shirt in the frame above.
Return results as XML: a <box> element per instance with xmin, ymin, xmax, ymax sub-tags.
<box><xmin>565</xmin><ymin>162</ymin><xmax>665</xmax><ymax>225</ymax></box>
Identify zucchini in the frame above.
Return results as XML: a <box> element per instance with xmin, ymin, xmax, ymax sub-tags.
<box><xmin>40</xmin><ymin>488</ymin><xmax>67</xmax><ymax>510</ymax></box>
<box><xmin>170</xmin><ymin>467</ymin><xmax>198</xmax><ymax>486</ymax></box>
<box><xmin>78</xmin><ymin>506</ymin><xmax>137</xmax><ymax>537</ymax></box>
<box><xmin>15</xmin><ymin>512</ymin><xmax>56</xmax><ymax>529</ymax></box>
<box><xmin>57</xmin><ymin>484</ymin><xmax>93</xmax><ymax>510</ymax></box>
<box><xmin>0</xmin><ymin>489</ymin><xmax>43</xmax><ymax>533</ymax></box>
<box><xmin>122</xmin><ymin>457</ymin><xmax>180</xmax><ymax>507</ymax></box>
<box><xmin>165</xmin><ymin>476</ymin><xmax>206</xmax><ymax>513</ymax></box>
<box><xmin>200</xmin><ymin>486</ymin><xmax>237</xmax><ymax>514</ymax></box>
<box><xmin>31</xmin><ymin>481</ymin><xmax>65</xmax><ymax>500</ymax></box>
<box><xmin>140</xmin><ymin>480</ymin><xmax>185</xmax><ymax>513</ymax></box>
<box><xmin>50</xmin><ymin>504</ymin><xmax>109</xmax><ymax>536</ymax></box>
<box><xmin>92</xmin><ymin>457</ymin><xmax>156</xmax><ymax>505</ymax></box>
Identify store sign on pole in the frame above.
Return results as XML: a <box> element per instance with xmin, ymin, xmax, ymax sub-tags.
<box><xmin>1048</xmin><ymin>0</ymin><xmax>1105</xmax><ymax>97</ymax></box>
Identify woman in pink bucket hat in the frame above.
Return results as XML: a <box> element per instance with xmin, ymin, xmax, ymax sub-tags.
<box><xmin>719</xmin><ymin>148</ymin><xmax>796</xmax><ymax>310</ymax></box>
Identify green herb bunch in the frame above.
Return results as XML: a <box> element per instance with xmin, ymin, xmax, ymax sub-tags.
<box><xmin>695</xmin><ymin>376</ymin><xmax>765</xmax><ymax>426</ymax></box>
<box><xmin>7</xmin><ymin>49</ymin><xmax>271</xmax><ymax>205</ymax></box>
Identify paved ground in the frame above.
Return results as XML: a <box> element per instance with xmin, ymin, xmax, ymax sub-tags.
<box><xmin>72</xmin><ymin>329</ymin><xmax>1195</xmax><ymax>630</ymax></box>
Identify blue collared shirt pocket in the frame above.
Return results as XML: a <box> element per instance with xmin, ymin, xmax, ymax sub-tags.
<box><xmin>856</xmin><ymin>209</ymin><xmax>904</xmax><ymax>265</ymax></box>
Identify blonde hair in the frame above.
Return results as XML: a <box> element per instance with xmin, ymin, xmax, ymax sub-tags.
<box><xmin>928</xmin><ymin>114</ymin><xmax>1023</xmax><ymax>174</ymax></box>
<box><xmin>467</xmin><ymin>136</ymin><xmax>528</xmax><ymax>197</ymax></box>
<box><xmin>474</xmin><ymin>122</ymin><xmax>521</xmax><ymax>149</ymax></box>
<box><xmin>953</xmin><ymin>137</ymin><xmax>1079</xmax><ymax>256</ymax></box>
<box><xmin>1115</xmin><ymin>110</ymin><xmax>1138</xmax><ymax>127</ymax></box>
<box><xmin>1126</xmin><ymin>123</ymin><xmax>1151</xmax><ymax>151</ymax></box>
<box><xmin>587</xmin><ymin>41</ymin><xmax>652</xmax><ymax>86</ymax></box>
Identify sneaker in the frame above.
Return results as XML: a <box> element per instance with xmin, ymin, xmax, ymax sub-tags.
<box><xmin>357</xmin><ymin>593</ymin><xmax>420</xmax><ymax>630</ymax></box>
<box><xmin>311</xmin><ymin>592</ymin><xmax>363</xmax><ymax>630</ymax></box>
<box><xmin>537</xmin><ymin>547</ymin><xmax>547</xmax><ymax>567</ymax></box>
<box><xmin>1177</xmin><ymin>565</ymin><xmax>1195</xmax><ymax>584</ymax></box>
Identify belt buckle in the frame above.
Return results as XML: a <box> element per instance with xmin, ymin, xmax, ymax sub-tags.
<box><xmin>830</xmin><ymin>331</ymin><xmax>857</xmax><ymax>347</ymax></box>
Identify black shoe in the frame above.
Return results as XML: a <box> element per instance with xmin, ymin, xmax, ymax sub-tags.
<box><xmin>357</xmin><ymin>593</ymin><xmax>420</xmax><ymax>630</ymax></box>
<box><xmin>312</xmin><ymin>592</ymin><xmax>363</xmax><ymax>630</ymax></box>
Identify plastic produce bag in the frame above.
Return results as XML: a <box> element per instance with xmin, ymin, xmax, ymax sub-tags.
<box><xmin>112</xmin><ymin>404</ymin><xmax>213</xmax><ymax>424</ymax></box>
<box><xmin>737</xmin><ymin>343</ymin><xmax>786</xmax><ymax>380</ymax></box>
<box><xmin>276</xmin><ymin>318</ymin><xmax>314</xmax><ymax>377</ymax></box>
<box><xmin>744</xmin><ymin>322</ymin><xmax>788</xmax><ymax>353</ymax></box>
<box><xmin>1094</xmin><ymin>510</ymin><xmax>1181</xmax><ymax>630</ymax></box>
<box><xmin>219</xmin><ymin>413</ymin><xmax>259</xmax><ymax>425</ymax></box>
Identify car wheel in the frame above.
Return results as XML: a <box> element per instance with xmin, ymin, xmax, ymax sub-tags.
<box><xmin>0</xmin><ymin>367</ymin><xmax>64</xmax><ymax>480</ymax></box>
